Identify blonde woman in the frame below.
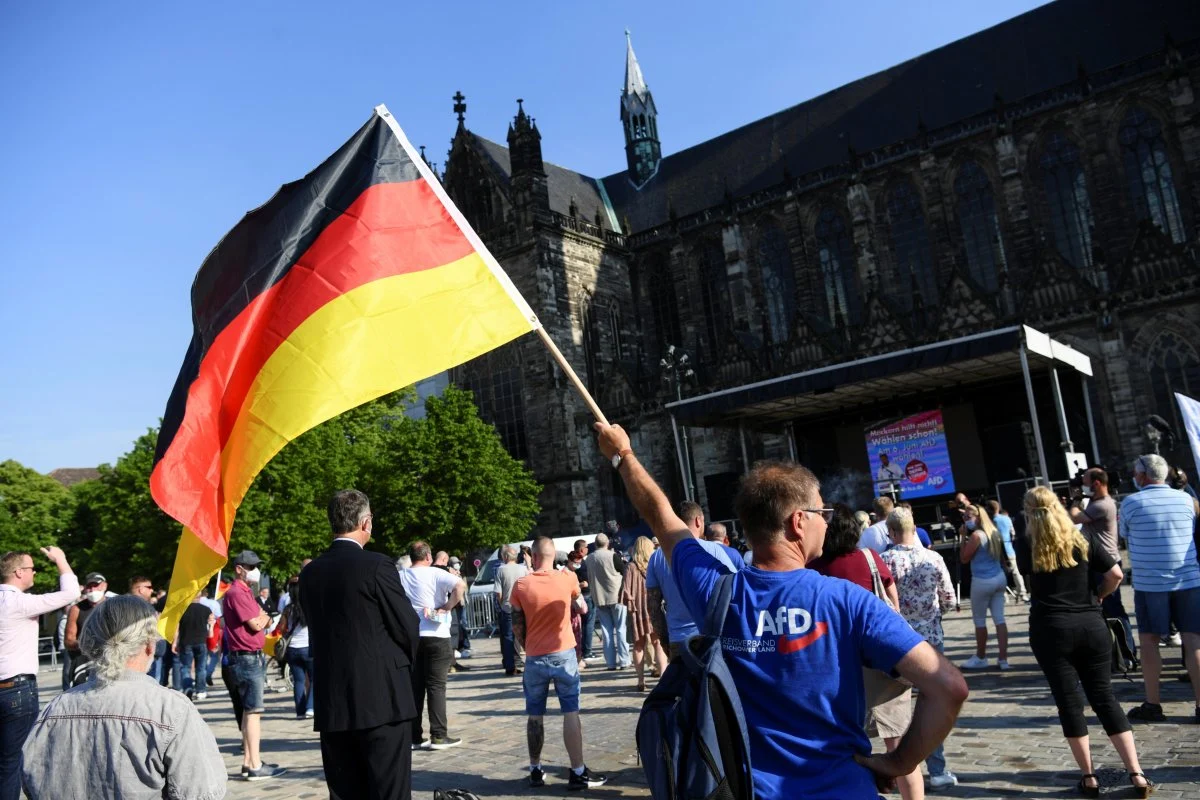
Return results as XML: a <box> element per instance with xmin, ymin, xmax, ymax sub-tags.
<box><xmin>959</xmin><ymin>503</ymin><xmax>1010</xmax><ymax>669</ymax></box>
<box><xmin>621</xmin><ymin>536</ymin><xmax>666</xmax><ymax>691</ymax></box>
<box><xmin>1024</xmin><ymin>486</ymin><xmax>1153</xmax><ymax>798</ymax></box>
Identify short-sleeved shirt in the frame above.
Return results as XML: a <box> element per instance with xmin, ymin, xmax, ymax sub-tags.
<box><xmin>1120</xmin><ymin>484</ymin><xmax>1200</xmax><ymax>592</ymax></box>
<box><xmin>646</xmin><ymin>539</ymin><xmax>738</xmax><ymax>643</ymax></box>
<box><xmin>856</xmin><ymin>521</ymin><xmax>891</xmax><ymax>553</ymax></box>
<box><xmin>915</xmin><ymin>527</ymin><xmax>933</xmax><ymax>548</ymax></box>
<box><xmin>176</xmin><ymin>602</ymin><xmax>212</xmax><ymax>648</ymax></box>
<box><xmin>1030</xmin><ymin>544</ymin><xmax>1117</xmax><ymax>617</ymax></box>
<box><xmin>494</xmin><ymin>562</ymin><xmax>528</xmax><ymax>612</ymax></box>
<box><xmin>881</xmin><ymin>544</ymin><xmax>955</xmax><ymax>648</ymax></box>
<box><xmin>399</xmin><ymin>566</ymin><xmax>462</xmax><ymax>637</ymax></box>
<box><xmin>809</xmin><ymin>548</ymin><xmax>894</xmax><ymax>593</ymax></box>
<box><xmin>994</xmin><ymin>513</ymin><xmax>1016</xmax><ymax>559</ymax></box>
<box><xmin>510</xmin><ymin>570</ymin><xmax>581</xmax><ymax>657</ymax></box>
<box><xmin>1079</xmin><ymin>496</ymin><xmax>1118</xmax><ymax>561</ymax></box>
<box><xmin>673</xmin><ymin>537</ymin><xmax>924</xmax><ymax>800</ymax></box>
<box><xmin>221</xmin><ymin>581</ymin><xmax>264</xmax><ymax>652</ymax></box>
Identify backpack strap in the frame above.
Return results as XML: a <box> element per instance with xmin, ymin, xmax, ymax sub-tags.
<box><xmin>702</xmin><ymin>572</ymin><xmax>735</xmax><ymax>638</ymax></box>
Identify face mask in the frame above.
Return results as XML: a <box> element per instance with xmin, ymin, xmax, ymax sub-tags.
<box><xmin>84</xmin><ymin>590</ymin><xmax>104</xmax><ymax>603</ymax></box>
<box><xmin>1082</xmin><ymin>485</ymin><xmax>1093</xmax><ymax>497</ymax></box>
<box><xmin>243</xmin><ymin>567</ymin><xmax>261</xmax><ymax>584</ymax></box>
<box><xmin>965</xmin><ymin>520</ymin><xmax>978</xmax><ymax>531</ymax></box>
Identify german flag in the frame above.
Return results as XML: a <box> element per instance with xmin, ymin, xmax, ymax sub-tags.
<box><xmin>151</xmin><ymin>106</ymin><xmax>537</xmax><ymax>636</ymax></box>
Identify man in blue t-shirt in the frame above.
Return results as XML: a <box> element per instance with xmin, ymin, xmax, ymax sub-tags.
<box><xmin>646</xmin><ymin>501</ymin><xmax>738</xmax><ymax>658</ymax></box>
<box><xmin>986</xmin><ymin>500</ymin><xmax>1028</xmax><ymax>601</ymax></box>
<box><xmin>595</xmin><ymin>422</ymin><xmax>968</xmax><ymax>799</ymax></box>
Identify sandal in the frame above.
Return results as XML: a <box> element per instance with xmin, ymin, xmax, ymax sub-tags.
<box><xmin>1075</xmin><ymin>773</ymin><xmax>1099</xmax><ymax>798</ymax></box>
<box><xmin>1128</xmin><ymin>771</ymin><xmax>1155</xmax><ymax>798</ymax></box>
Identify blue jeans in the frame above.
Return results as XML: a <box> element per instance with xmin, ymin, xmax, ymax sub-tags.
<box><xmin>229</xmin><ymin>653</ymin><xmax>266</xmax><ymax>713</ymax></box>
<box><xmin>926</xmin><ymin>639</ymin><xmax>949</xmax><ymax>778</ymax></box>
<box><xmin>0</xmin><ymin>677</ymin><xmax>38</xmax><ymax>800</ymax></box>
<box><xmin>581</xmin><ymin>600</ymin><xmax>597</xmax><ymax>659</ymax></box>
<box><xmin>206</xmin><ymin>649</ymin><xmax>220</xmax><ymax>686</ymax></box>
<box><xmin>596</xmin><ymin>604</ymin><xmax>631</xmax><ymax>669</ymax></box>
<box><xmin>178</xmin><ymin>643</ymin><xmax>208</xmax><ymax>694</ymax></box>
<box><xmin>286</xmin><ymin>646</ymin><xmax>314</xmax><ymax>716</ymax></box>
<box><xmin>522</xmin><ymin>649</ymin><xmax>581</xmax><ymax>715</ymax></box>
<box><xmin>499</xmin><ymin>609</ymin><xmax>516</xmax><ymax>673</ymax></box>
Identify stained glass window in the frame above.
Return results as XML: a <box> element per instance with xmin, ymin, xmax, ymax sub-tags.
<box><xmin>954</xmin><ymin>161</ymin><xmax>1006</xmax><ymax>292</ymax></box>
<box><xmin>756</xmin><ymin>222</ymin><xmax>795</xmax><ymax>343</ymax></box>
<box><xmin>1040</xmin><ymin>132</ymin><xmax>1095</xmax><ymax>271</ymax></box>
<box><xmin>698</xmin><ymin>240</ymin><xmax>728</xmax><ymax>356</ymax></box>
<box><xmin>815</xmin><ymin>207</ymin><xmax>859</xmax><ymax>324</ymax></box>
<box><xmin>884</xmin><ymin>182</ymin><xmax>937</xmax><ymax>308</ymax></box>
<box><xmin>1120</xmin><ymin>108</ymin><xmax>1186</xmax><ymax>243</ymax></box>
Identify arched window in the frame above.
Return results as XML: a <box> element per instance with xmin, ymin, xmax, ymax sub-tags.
<box><xmin>607</xmin><ymin>301</ymin><xmax>624</xmax><ymax>361</ymax></box>
<box><xmin>698</xmin><ymin>241</ymin><xmax>728</xmax><ymax>356</ymax></box>
<box><xmin>581</xmin><ymin>298</ymin><xmax>600</xmax><ymax>393</ymax></box>
<box><xmin>815</xmin><ymin>207</ymin><xmax>859</xmax><ymax>325</ymax></box>
<box><xmin>462</xmin><ymin>348</ymin><xmax>528</xmax><ymax>461</ymax></box>
<box><xmin>1148</xmin><ymin>332</ymin><xmax>1200</xmax><ymax>439</ymax></box>
<box><xmin>756</xmin><ymin>222</ymin><xmax>795</xmax><ymax>343</ymax></box>
<box><xmin>954</xmin><ymin>160</ymin><xmax>1006</xmax><ymax>292</ymax></box>
<box><xmin>643</xmin><ymin>255</ymin><xmax>681</xmax><ymax>358</ymax></box>
<box><xmin>883</xmin><ymin>182</ymin><xmax>937</xmax><ymax>309</ymax></box>
<box><xmin>1040</xmin><ymin>132</ymin><xmax>1095</xmax><ymax>271</ymax></box>
<box><xmin>1120</xmin><ymin>108</ymin><xmax>1186</xmax><ymax>243</ymax></box>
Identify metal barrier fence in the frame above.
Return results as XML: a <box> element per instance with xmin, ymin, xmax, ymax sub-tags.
<box><xmin>38</xmin><ymin>637</ymin><xmax>59</xmax><ymax>668</ymax></box>
<box><xmin>462</xmin><ymin>592</ymin><xmax>498</xmax><ymax>637</ymax></box>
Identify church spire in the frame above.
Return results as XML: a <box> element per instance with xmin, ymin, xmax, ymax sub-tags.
<box><xmin>620</xmin><ymin>30</ymin><xmax>661</xmax><ymax>188</ymax></box>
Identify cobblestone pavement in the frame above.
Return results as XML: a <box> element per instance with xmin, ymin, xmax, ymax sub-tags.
<box><xmin>35</xmin><ymin>585</ymin><xmax>1200</xmax><ymax>798</ymax></box>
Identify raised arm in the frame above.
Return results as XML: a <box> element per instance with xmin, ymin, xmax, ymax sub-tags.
<box><xmin>595</xmin><ymin>423</ymin><xmax>690</xmax><ymax>562</ymax></box>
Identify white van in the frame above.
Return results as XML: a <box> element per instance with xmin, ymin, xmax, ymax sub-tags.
<box><xmin>467</xmin><ymin>533</ymin><xmax>599</xmax><ymax>598</ymax></box>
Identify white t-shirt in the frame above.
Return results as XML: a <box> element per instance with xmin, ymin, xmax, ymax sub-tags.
<box><xmin>399</xmin><ymin>566</ymin><xmax>461</xmax><ymax>638</ymax></box>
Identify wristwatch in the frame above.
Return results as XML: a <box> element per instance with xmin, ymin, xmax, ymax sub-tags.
<box><xmin>611</xmin><ymin>448</ymin><xmax>633</xmax><ymax>469</ymax></box>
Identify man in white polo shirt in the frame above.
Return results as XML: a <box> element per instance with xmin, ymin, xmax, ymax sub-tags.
<box><xmin>399</xmin><ymin>541</ymin><xmax>467</xmax><ymax>749</ymax></box>
<box><xmin>1120</xmin><ymin>454</ymin><xmax>1200</xmax><ymax>723</ymax></box>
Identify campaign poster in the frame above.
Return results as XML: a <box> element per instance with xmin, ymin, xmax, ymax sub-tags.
<box><xmin>865</xmin><ymin>410</ymin><xmax>956</xmax><ymax>499</ymax></box>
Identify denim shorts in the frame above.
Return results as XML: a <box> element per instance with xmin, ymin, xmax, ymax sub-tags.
<box><xmin>523</xmin><ymin>648</ymin><xmax>580</xmax><ymax>715</ymax></box>
<box><xmin>1134</xmin><ymin>587</ymin><xmax>1200</xmax><ymax>636</ymax></box>
<box><xmin>229</xmin><ymin>652</ymin><xmax>266</xmax><ymax>713</ymax></box>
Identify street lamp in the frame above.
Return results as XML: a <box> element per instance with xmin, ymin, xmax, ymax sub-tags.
<box><xmin>661</xmin><ymin>344</ymin><xmax>697</xmax><ymax>501</ymax></box>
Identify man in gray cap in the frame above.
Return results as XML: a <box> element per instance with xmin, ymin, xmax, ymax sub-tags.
<box><xmin>221</xmin><ymin>550</ymin><xmax>285</xmax><ymax>781</ymax></box>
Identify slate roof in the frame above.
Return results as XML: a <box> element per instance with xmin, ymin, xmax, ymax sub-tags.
<box><xmin>470</xmin><ymin>135</ymin><xmax>619</xmax><ymax>232</ymax></box>
<box><xmin>599</xmin><ymin>0</ymin><xmax>1200</xmax><ymax>233</ymax></box>
<box><xmin>47</xmin><ymin>467</ymin><xmax>100</xmax><ymax>487</ymax></box>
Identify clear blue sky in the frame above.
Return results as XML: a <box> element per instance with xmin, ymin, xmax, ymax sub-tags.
<box><xmin>0</xmin><ymin>0</ymin><xmax>1047</xmax><ymax>472</ymax></box>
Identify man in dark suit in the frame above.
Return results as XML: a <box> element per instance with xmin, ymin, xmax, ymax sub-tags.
<box><xmin>301</xmin><ymin>489</ymin><xmax>421</xmax><ymax>800</ymax></box>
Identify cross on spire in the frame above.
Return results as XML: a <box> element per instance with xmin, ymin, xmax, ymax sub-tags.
<box><xmin>452</xmin><ymin>91</ymin><xmax>467</xmax><ymax>129</ymax></box>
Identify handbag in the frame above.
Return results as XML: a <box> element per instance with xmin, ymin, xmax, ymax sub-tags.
<box><xmin>864</xmin><ymin>549</ymin><xmax>898</xmax><ymax>611</ymax></box>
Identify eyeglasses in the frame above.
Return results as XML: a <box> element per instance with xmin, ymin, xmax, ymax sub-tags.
<box><xmin>803</xmin><ymin>508</ymin><xmax>836</xmax><ymax>522</ymax></box>
<box><xmin>15</xmin><ymin>565</ymin><xmax>35</xmax><ymax>574</ymax></box>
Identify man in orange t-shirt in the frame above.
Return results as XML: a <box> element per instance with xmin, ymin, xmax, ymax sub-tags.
<box><xmin>511</xmin><ymin>536</ymin><xmax>607</xmax><ymax>790</ymax></box>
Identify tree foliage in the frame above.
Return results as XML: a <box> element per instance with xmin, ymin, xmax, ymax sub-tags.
<box><xmin>0</xmin><ymin>460</ymin><xmax>78</xmax><ymax>590</ymax></box>
<box><xmin>10</xmin><ymin>384</ymin><xmax>540</xmax><ymax>592</ymax></box>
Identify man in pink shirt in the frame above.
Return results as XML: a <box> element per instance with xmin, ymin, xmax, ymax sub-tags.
<box><xmin>0</xmin><ymin>546</ymin><xmax>78</xmax><ymax>800</ymax></box>
<box><xmin>221</xmin><ymin>549</ymin><xmax>286</xmax><ymax>782</ymax></box>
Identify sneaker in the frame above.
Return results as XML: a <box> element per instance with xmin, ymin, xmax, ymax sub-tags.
<box><xmin>960</xmin><ymin>655</ymin><xmax>990</xmax><ymax>670</ymax></box>
<box><xmin>529</xmin><ymin>767</ymin><xmax>546</xmax><ymax>787</ymax></box>
<box><xmin>568</xmin><ymin>766</ymin><xmax>607</xmax><ymax>790</ymax></box>
<box><xmin>997</xmin><ymin>660</ymin><xmax>1011</xmax><ymax>671</ymax></box>
<box><xmin>412</xmin><ymin>739</ymin><xmax>430</xmax><ymax>751</ymax></box>
<box><xmin>929</xmin><ymin>771</ymin><xmax>958</xmax><ymax>789</ymax></box>
<box><xmin>429</xmin><ymin>736</ymin><xmax>462</xmax><ymax>750</ymax></box>
<box><xmin>195</xmin><ymin>692</ymin><xmax>207</xmax><ymax>700</ymax></box>
<box><xmin>305</xmin><ymin>710</ymin><xmax>314</xmax><ymax>718</ymax></box>
<box><xmin>1163</xmin><ymin>632</ymin><xmax>1182</xmax><ymax>647</ymax></box>
<box><xmin>1127</xmin><ymin>702</ymin><xmax>1166</xmax><ymax>722</ymax></box>
<box><xmin>459</xmin><ymin>649</ymin><xmax>473</xmax><ymax>659</ymax></box>
<box><xmin>243</xmin><ymin>763</ymin><xmax>286</xmax><ymax>781</ymax></box>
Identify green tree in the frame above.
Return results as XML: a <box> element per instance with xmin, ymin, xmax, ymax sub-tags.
<box><xmin>0</xmin><ymin>459</ymin><xmax>79</xmax><ymax>590</ymax></box>
<box><xmin>368</xmin><ymin>385</ymin><xmax>541</xmax><ymax>557</ymax></box>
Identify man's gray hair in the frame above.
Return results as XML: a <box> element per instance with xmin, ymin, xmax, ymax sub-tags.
<box><xmin>328</xmin><ymin>489</ymin><xmax>371</xmax><ymax>534</ymax></box>
<box><xmin>1135</xmin><ymin>454</ymin><xmax>1169</xmax><ymax>483</ymax></box>
<box><xmin>501</xmin><ymin>545</ymin><xmax>517</xmax><ymax>562</ymax></box>
<box><xmin>594</xmin><ymin>533</ymin><xmax>609</xmax><ymax>549</ymax></box>
<box><xmin>704</xmin><ymin>522</ymin><xmax>727</xmax><ymax>542</ymax></box>
<box><xmin>80</xmin><ymin>595</ymin><xmax>160</xmax><ymax>685</ymax></box>
<box><xmin>886</xmin><ymin>507</ymin><xmax>915</xmax><ymax>536</ymax></box>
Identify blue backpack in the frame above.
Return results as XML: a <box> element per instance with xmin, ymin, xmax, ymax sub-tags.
<box><xmin>636</xmin><ymin>572</ymin><xmax>755</xmax><ymax>799</ymax></box>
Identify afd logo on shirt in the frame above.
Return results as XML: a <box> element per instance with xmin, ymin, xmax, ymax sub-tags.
<box><xmin>723</xmin><ymin>605</ymin><xmax>829</xmax><ymax>654</ymax></box>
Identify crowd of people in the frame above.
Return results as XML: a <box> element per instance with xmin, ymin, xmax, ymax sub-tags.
<box><xmin>1</xmin><ymin>438</ymin><xmax>1198</xmax><ymax>798</ymax></box>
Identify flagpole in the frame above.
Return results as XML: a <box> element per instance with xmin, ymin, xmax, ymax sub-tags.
<box><xmin>535</xmin><ymin>326</ymin><xmax>609</xmax><ymax>425</ymax></box>
<box><xmin>373</xmin><ymin>103</ymin><xmax>610</xmax><ymax>427</ymax></box>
